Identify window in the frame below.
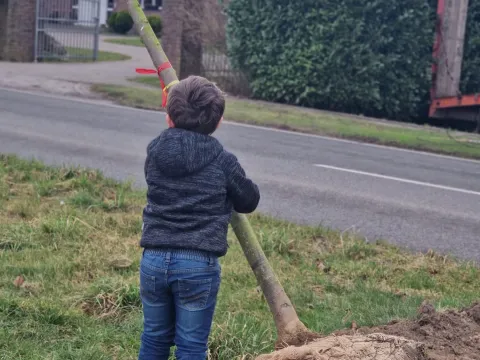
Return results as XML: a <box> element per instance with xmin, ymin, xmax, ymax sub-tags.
<box><xmin>142</xmin><ymin>0</ymin><xmax>162</xmax><ymax>10</ymax></box>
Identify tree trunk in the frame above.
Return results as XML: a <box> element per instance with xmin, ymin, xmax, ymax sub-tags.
<box><xmin>127</xmin><ymin>0</ymin><xmax>178</xmax><ymax>86</ymax></box>
<box><xmin>230</xmin><ymin>213</ymin><xmax>317</xmax><ymax>348</ymax></box>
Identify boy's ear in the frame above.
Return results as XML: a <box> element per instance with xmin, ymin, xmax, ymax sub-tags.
<box><xmin>166</xmin><ymin>114</ymin><xmax>175</xmax><ymax>128</ymax></box>
<box><xmin>216</xmin><ymin>116</ymin><xmax>224</xmax><ymax>129</ymax></box>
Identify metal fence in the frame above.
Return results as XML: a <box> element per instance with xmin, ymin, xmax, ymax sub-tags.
<box><xmin>35</xmin><ymin>0</ymin><xmax>101</xmax><ymax>62</ymax></box>
<box><xmin>202</xmin><ymin>50</ymin><xmax>251</xmax><ymax>97</ymax></box>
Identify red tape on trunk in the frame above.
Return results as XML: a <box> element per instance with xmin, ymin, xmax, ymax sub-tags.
<box><xmin>135</xmin><ymin>62</ymin><xmax>179</xmax><ymax>107</ymax></box>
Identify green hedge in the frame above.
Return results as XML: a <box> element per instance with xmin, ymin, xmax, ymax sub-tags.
<box><xmin>461</xmin><ymin>0</ymin><xmax>480</xmax><ymax>94</ymax></box>
<box><xmin>226</xmin><ymin>0</ymin><xmax>480</xmax><ymax>121</ymax></box>
<box><xmin>107</xmin><ymin>11</ymin><xmax>134</xmax><ymax>34</ymax></box>
<box><xmin>147</xmin><ymin>15</ymin><xmax>163</xmax><ymax>36</ymax></box>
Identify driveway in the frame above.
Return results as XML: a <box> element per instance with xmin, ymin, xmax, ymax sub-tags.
<box><xmin>0</xmin><ymin>35</ymin><xmax>153</xmax><ymax>96</ymax></box>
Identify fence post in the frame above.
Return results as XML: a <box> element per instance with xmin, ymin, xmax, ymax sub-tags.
<box><xmin>93</xmin><ymin>0</ymin><xmax>101</xmax><ymax>61</ymax></box>
<box><xmin>34</xmin><ymin>0</ymin><xmax>40</xmax><ymax>62</ymax></box>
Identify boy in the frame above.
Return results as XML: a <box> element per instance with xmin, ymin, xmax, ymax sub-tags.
<box><xmin>138</xmin><ymin>75</ymin><xmax>260</xmax><ymax>360</ymax></box>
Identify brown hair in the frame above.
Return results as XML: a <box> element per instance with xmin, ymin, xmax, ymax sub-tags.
<box><xmin>166</xmin><ymin>76</ymin><xmax>225</xmax><ymax>135</ymax></box>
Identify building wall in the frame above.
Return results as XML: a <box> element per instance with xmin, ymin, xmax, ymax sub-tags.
<box><xmin>0</xmin><ymin>0</ymin><xmax>8</xmax><ymax>59</ymax></box>
<box><xmin>3</xmin><ymin>0</ymin><xmax>36</xmax><ymax>62</ymax></box>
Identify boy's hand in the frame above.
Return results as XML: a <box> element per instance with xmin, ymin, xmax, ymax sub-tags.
<box><xmin>223</xmin><ymin>152</ymin><xmax>260</xmax><ymax>214</ymax></box>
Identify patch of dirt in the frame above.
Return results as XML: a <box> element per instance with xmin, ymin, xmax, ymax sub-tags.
<box><xmin>256</xmin><ymin>303</ymin><xmax>480</xmax><ymax>360</ymax></box>
<box><xmin>80</xmin><ymin>293</ymin><xmax>121</xmax><ymax>319</ymax></box>
<box><xmin>257</xmin><ymin>333</ymin><xmax>425</xmax><ymax>360</ymax></box>
<box><xmin>0</xmin><ymin>76</ymin><xmax>95</xmax><ymax>97</ymax></box>
<box><xmin>343</xmin><ymin>302</ymin><xmax>480</xmax><ymax>360</ymax></box>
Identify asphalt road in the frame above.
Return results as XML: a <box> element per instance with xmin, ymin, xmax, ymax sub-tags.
<box><xmin>1</xmin><ymin>88</ymin><xmax>479</xmax><ymax>261</ymax></box>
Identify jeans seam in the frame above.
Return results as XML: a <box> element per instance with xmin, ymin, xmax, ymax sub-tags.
<box><xmin>140</xmin><ymin>268</ymin><xmax>158</xmax><ymax>306</ymax></box>
<box><xmin>168</xmin><ymin>268</ymin><xmax>219</xmax><ymax>275</ymax></box>
<box><xmin>142</xmin><ymin>262</ymin><xmax>167</xmax><ymax>273</ymax></box>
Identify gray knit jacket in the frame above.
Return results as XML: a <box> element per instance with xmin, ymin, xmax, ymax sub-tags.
<box><xmin>140</xmin><ymin>128</ymin><xmax>260</xmax><ymax>257</ymax></box>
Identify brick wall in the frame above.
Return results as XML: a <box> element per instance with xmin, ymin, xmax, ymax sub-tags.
<box><xmin>0</xmin><ymin>0</ymin><xmax>8</xmax><ymax>59</ymax></box>
<box><xmin>3</xmin><ymin>0</ymin><xmax>36</xmax><ymax>62</ymax></box>
<box><xmin>113</xmin><ymin>0</ymin><xmax>128</xmax><ymax>12</ymax></box>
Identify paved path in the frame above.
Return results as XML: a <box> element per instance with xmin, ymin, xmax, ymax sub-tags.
<box><xmin>1</xmin><ymin>88</ymin><xmax>479</xmax><ymax>262</ymax></box>
<box><xmin>0</xmin><ymin>36</ymin><xmax>152</xmax><ymax>96</ymax></box>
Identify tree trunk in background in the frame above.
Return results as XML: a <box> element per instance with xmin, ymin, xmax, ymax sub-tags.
<box><xmin>180</xmin><ymin>0</ymin><xmax>204</xmax><ymax>78</ymax></box>
<box><xmin>161</xmin><ymin>0</ymin><xmax>185</xmax><ymax>76</ymax></box>
<box><xmin>161</xmin><ymin>0</ymin><xmax>205</xmax><ymax>79</ymax></box>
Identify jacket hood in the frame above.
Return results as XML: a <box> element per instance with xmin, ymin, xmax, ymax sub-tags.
<box><xmin>149</xmin><ymin>128</ymin><xmax>223</xmax><ymax>177</ymax></box>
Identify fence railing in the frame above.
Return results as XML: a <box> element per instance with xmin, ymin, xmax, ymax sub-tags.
<box><xmin>202</xmin><ymin>49</ymin><xmax>251</xmax><ymax>97</ymax></box>
<box><xmin>35</xmin><ymin>0</ymin><xmax>100</xmax><ymax>62</ymax></box>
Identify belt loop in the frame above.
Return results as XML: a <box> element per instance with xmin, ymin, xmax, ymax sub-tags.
<box><xmin>165</xmin><ymin>251</ymin><xmax>171</xmax><ymax>265</ymax></box>
<box><xmin>209</xmin><ymin>255</ymin><xmax>215</xmax><ymax>267</ymax></box>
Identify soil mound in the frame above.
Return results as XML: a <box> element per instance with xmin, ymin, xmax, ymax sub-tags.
<box><xmin>256</xmin><ymin>333</ymin><xmax>425</xmax><ymax>360</ymax></box>
<box><xmin>256</xmin><ymin>302</ymin><xmax>480</xmax><ymax>360</ymax></box>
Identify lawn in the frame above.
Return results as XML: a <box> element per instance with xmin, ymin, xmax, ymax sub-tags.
<box><xmin>92</xmin><ymin>81</ymin><xmax>480</xmax><ymax>160</ymax></box>
<box><xmin>43</xmin><ymin>47</ymin><xmax>131</xmax><ymax>63</ymax></box>
<box><xmin>1</xmin><ymin>154</ymin><xmax>479</xmax><ymax>359</ymax></box>
<box><xmin>104</xmin><ymin>37</ymin><xmax>147</xmax><ymax>47</ymax></box>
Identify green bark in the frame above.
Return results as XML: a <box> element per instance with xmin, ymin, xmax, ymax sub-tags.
<box><xmin>230</xmin><ymin>212</ymin><xmax>311</xmax><ymax>347</ymax></box>
<box><xmin>127</xmin><ymin>0</ymin><xmax>178</xmax><ymax>88</ymax></box>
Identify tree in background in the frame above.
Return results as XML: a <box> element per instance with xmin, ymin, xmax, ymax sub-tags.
<box><xmin>161</xmin><ymin>0</ymin><xmax>205</xmax><ymax>79</ymax></box>
<box><xmin>155</xmin><ymin>0</ymin><xmax>183</xmax><ymax>74</ymax></box>
<box><xmin>161</xmin><ymin>0</ymin><xmax>233</xmax><ymax>81</ymax></box>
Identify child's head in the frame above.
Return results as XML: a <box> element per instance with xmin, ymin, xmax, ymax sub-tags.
<box><xmin>166</xmin><ymin>75</ymin><xmax>225</xmax><ymax>135</ymax></box>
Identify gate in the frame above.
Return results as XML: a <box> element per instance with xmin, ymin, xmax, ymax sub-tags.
<box><xmin>35</xmin><ymin>0</ymin><xmax>101</xmax><ymax>62</ymax></box>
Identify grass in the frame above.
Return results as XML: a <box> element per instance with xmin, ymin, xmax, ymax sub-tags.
<box><xmin>92</xmin><ymin>81</ymin><xmax>480</xmax><ymax>160</ymax></box>
<box><xmin>1</xmin><ymin>154</ymin><xmax>479</xmax><ymax>359</ymax></box>
<box><xmin>43</xmin><ymin>47</ymin><xmax>131</xmax><ymax>63</ymax></box>
<box><xmin>104</xmin><ymin>37</ymin><xmax>147</xmax><ymax>47</ymax></box>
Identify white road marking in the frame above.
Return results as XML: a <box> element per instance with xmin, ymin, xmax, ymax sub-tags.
<box><xmin>1</xmin><ymin>86</ymin><xmax>480</xmax><ymax>164</ymax></box>
<box><xmin>314</xmin><ymin>163</ymin><xmax>480</xmax><ymax>196</ymax></box>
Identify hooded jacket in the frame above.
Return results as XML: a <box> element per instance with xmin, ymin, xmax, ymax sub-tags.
<box><xmin>140</xmin><ymin>128</ymin><xmax>260</xmax><ymax>256</ymax></box>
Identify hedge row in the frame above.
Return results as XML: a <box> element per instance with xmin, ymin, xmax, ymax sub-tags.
<box><xmin>226</xmin><ymin>0</ymin><xmax>480</xmax><ymax>121</ymax></box>
<box><xmin>107</xmin><ymin>11</ymin><xmax>162</xmax><ymax>36</ymax></box>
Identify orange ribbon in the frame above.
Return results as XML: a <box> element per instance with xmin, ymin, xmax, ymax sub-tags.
<box><xmin>136</xmin><ymin>62</ymin><xmax>176</xmax><ymax>107</ymax></box>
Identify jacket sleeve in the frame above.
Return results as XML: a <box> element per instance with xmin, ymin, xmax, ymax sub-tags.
<box><xmin>222</xmin><ymin>151</ymin><xmax>260</xmax><ymax>214</ymax></box>
<box><xmin>144</xmin><ymin>136</ymin><xmax>161</xmax><ymax>181</ymax></box>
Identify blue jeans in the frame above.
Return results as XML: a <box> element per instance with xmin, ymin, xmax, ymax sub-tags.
<box><xmin>138</xmin><ymin>249</ymin><xmax>221</xmax><ymax>360</ymax></box>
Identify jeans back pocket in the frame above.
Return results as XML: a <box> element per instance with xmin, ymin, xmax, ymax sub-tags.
<box><xmin>178</xmin><ymin>278</ymin><xmax>213</xmax><ymax>311</ymax></box>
